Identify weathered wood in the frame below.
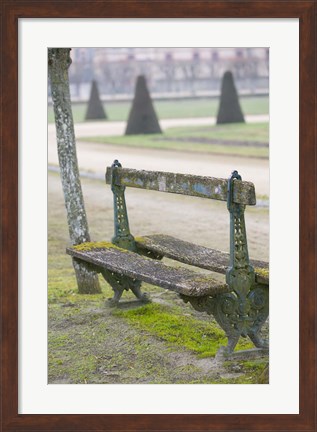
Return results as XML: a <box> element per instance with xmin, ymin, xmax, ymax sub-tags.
<box><xmin>106</xmin><ymin>167</ymin><xmax>256</xmax><ymax>205</ymax></box>
<box><xmin>66</xmin><ymin>243</ymin><xmax>230</xmax><ymax>297</ymax></box>
<box><xmin>135</xmin><ymin>235</ymin><xmax>269</xmax><ymax>285</ymax></box>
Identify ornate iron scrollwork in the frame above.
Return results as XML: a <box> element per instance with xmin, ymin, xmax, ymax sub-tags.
<box><xmin>220</xmin><ymin>171</ymin><xmax>268</xmax><ymax>352</ymax></box>
<box><xmin>100</xmin><ymin>268</ymin><xmax>149</xmax><ymax>306</ymax></box>
<box><xmin>181</xmin><ymin>171</ymin><xmax>269</xmax><ymax>354</ymax></box>
<box><xmin>110</xmin><ymin>159</ymin><xmax>136</xmax><ymax>251</ymax></box>
<box><xmin>103</xmin><ymin>160</ymin><xmax>149</xmax><ymax>304</ymax></box>
<box><xmin>182</xmin><ymin>284</ymin><xmax>268</xmax><ymax>354</ymax></box>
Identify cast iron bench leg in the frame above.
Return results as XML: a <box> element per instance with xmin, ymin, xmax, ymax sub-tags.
<box><xmin>101</xmin><ymin>269</ymin><xmax>149</xmax><ymax>306</ymax></box>
<box><xmin>248</xmin><ymin>333</ymin><xmax>269</xmax><ymax>349</ymax></box>
<box><xmin>130</xmin><ymin>284</ymin><xmax>150</xmax><ymax>303</ymax></box>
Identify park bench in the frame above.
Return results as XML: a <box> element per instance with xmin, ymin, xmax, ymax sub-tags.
<box><xmin>67</xmin><ymin>160</ymin><xmax>269</xmax><ymax>355</ymax></box>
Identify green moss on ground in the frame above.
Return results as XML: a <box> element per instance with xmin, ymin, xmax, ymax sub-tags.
<box><xmin>113</xmin><ymin>303</ymin><xmax>253</xmax><ymax>357</ymax></box>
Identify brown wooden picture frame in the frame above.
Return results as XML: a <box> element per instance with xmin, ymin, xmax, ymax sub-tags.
<box><xmin>1</xmin><ymin>1</ymin><xmax>316</xmax><ymax>431</ymax></box>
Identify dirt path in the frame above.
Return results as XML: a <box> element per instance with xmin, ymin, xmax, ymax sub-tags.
<box><xmin>48</xmin><ymin>114</ymin><xmax>269</xmax><ymax>196</ymax></box>
<box><xmin>49</xmin><ymin>172</ymin><xmax>269</xmax><ymax>274</ymax></box>
<box><xmin>48</xmin><ymin>114</ymin><xmax>269</xmax><ymax>140</ymax></box>
<box><xmin>48</xmin><ymin>141</ymin><xmax>269</xmax><ymax>197</ymax></box>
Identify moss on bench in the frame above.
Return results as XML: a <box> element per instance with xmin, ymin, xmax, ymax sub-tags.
<box><xmin>73</xmin><ymin>241</ymin><xmax>125</xmax><ymax>252</ymax></box>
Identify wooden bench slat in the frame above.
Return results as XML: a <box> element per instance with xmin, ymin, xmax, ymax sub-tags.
<box><xmin>106</xmin><ymin>167</ymin><xmax>256</xmax><ymax>206</ymax></box>
<box><xmin>135</xmin><ymin>235</ymin><xmax>269</xmax><ymax>285</ymax></box>
<box><xmin>67</xmin><ymin>244</ymin><xmax>229</xmax><ymax>297</ymax></box>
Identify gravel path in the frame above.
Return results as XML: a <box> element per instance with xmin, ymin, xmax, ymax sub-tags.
<box><xmin>48</xmin><ymin>114</ymin><xmax>269</xmax><ymax>140</ymax></box>
<box><xmin>48</xmin><ymin>114</ymin><xmax>269</xmax><ymax>196</ymax></box>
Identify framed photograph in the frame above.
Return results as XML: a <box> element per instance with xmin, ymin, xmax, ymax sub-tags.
<box><xmin>1</xmin><ymin>1</ymin><xmax>315</xmax><ymax>431</ymax></box>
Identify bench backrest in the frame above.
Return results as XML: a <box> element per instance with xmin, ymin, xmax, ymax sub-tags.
<box><xmin>106</xmin><ymin>166</ymin><xmax>256</xmax><ymax>206</ymax></box>
<box><xmin>106</xmin><ymin>160</ymin><xmax>257</xmax><ymax>292</ymax></box>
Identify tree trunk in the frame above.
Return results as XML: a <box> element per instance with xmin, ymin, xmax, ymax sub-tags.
<box><xmin>48</xmin><ymin>48</ymin><xmax>100</xmax><ymax>294</ymax></box>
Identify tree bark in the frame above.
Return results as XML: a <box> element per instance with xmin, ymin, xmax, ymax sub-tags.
<box><xmin>48</xmin><ymin>48</ymin><xmax>100</xmax><ymax>294</ymax></box>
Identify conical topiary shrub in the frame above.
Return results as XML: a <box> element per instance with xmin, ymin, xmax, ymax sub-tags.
<box><xmin>216</xmin><ymin>71</ymin><xmax>245</xmax><ymax>124</ymax></box>
<box><xmin>125</xmin><ymin>75</ymin><xmax>162</xmax><ymax>135</ymax></box>
<box><xmin>85</xmin><ymin>80</ymin><xmax>107</xmax><ymax>120</ymax></box>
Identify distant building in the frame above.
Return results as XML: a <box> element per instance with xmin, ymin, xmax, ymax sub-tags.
<box><xmin>68</xmin><ymin>48</ymin><xmax>269</xmax><ymax>101</ymax></box>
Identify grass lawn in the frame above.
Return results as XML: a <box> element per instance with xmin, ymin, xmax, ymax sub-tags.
<box><xmin>80</xmin><ymin>122</ymin><xmax>269</xmax><ymax>158</ymax></box>
<box><xmin>48</xmin><ymin>95</ymin><xmax>269</xmax><ymax>123</ymax></box>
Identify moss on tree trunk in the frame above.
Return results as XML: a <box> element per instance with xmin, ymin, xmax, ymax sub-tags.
<box><xmin>48</xmin><ymin>48</ymin><xmax>100</xmax><ymax>294</ymax></box>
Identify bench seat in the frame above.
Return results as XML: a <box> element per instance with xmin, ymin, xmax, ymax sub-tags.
<box><xmin>66</xmin><ymin>243</ymin><xmax>230</xmax><ymax>297</ymax></box>
<box><xmin>135</xmin><ymin>234</ymin><xmax>269</xmax><ymax>285</ymax></box>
